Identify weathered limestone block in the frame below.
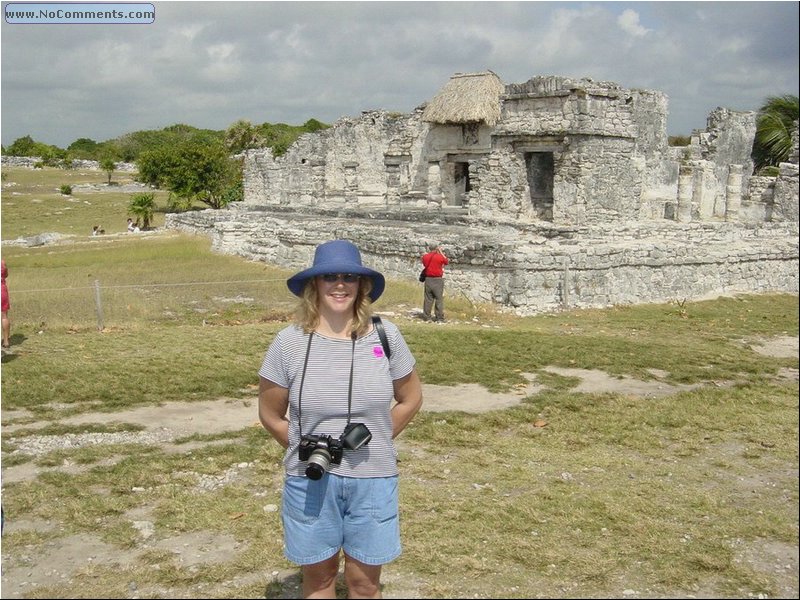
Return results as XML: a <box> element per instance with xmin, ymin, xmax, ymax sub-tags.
<box><xmin>726</xmin><ymin>164</ymin><xmax>743</xmax><ymax>221</ymax></box>
<box><xmin>166</xmin><ymin>208</ymin><xmax>798</xmax><ymax>316</ymax></box>
<box><xmin>772</xmin><ymin>162</ymin><xmax>799</xmax><ymax>222</ymax></box>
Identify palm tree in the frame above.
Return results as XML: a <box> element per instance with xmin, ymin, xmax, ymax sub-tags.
<box><xmin>224</xmin><ymin>119</ymin><xmax>263</xmax><ymax>154</ymax></box>
<box><xmin>752</xmin><ymin>94</ymin><xmax>799</xmax><ymax>172</ymax></box>
<box><xmin>100</xmin><ymin>157</ymin><xmax>116</xmax><ymax>185</ymax></box>
<box><xmin>128</xmin><ymin>192</ymin><xmax>155</xmax><ymax>230</ymax></box>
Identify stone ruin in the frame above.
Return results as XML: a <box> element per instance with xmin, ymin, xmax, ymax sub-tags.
<box><xmin>166</xmin><ymin>72</ymin><xmax>799</xmax><ymax>315</ymax></box>
<box><xmin>0</xmin><ymin>156</ymin><xmax>137</xmax><ymax>172</ymax></box>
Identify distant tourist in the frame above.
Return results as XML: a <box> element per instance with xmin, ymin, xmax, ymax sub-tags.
<box><xmin>92</xmin><ymin>225</ymin><xmax>105</xmax><ymax>236</ymax></box>
<box><xmin>2</xmin><ymin>259</ymin><xmax>11</xmax><ymax>349</ymax></box>
<box><xmin>127</xmin><ymin>218</ymin><xmax>140</xmax><ymax>233</ymax></box>
<box><xmin>420</xmin><ymin>243</ymin><xmax>449</xmax><ymax>322</ymax></box>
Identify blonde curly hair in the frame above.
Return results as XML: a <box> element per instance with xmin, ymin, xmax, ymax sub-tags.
<box><xmin>295</xmin><ymin>276</ymin><xmax>375</xmax><ymax>337</ymax></box>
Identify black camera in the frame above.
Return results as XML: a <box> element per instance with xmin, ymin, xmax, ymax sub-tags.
<box><xmin>298</xmin><ymin>422</ymin><xmax>372</xmax><ymax>480</ymax></box>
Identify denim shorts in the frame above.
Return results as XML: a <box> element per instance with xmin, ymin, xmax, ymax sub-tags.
<box><xmin>281</xmin><ymin>473</ymin><xmax>401</xmax><ymax>566</ymax></box>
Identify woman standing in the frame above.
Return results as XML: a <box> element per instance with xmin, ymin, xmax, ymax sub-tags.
<box><xmin>258</xmin><ymin>239</ymin><xmax>422</xmax><ymax>598</ymax></box>
<box><xmin>2</xmin><ymin>259</ymin><xmax>10</xmax><ymax>349</ymax></box>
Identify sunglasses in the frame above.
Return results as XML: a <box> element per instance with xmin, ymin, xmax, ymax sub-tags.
<box><xmin>320</xmin><ymin>273</ymin><xmax>360</xmax><ymax>283</ymax></box>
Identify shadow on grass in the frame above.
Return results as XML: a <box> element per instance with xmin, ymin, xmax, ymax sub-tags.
<box><xmin>264</xmin><ymin>569</ymin><xmax>386</xmax><ymax>599</ymax></box>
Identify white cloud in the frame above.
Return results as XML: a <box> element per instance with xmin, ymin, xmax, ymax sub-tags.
<box><xmin>617</xmin><ymin>9</ymin><xmax>650</xmax><ymax>38</ymax></box>
<box><xmin>203</xmin><ymin>43</ymin><xmax>243</xmax><ymax>81</ymax></box>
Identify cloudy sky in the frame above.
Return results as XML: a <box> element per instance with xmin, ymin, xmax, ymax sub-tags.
<box><xmin>1</xmin><ymin>1</ymin><xmax>798</xmax><ymax>148</ymax></box>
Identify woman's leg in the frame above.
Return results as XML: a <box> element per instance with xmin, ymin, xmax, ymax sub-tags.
<box><xmin>302</xmin><ymin>553</ymin><xmax>341</xmax><ymax>599</ymax></box>
<box><xmin>343</xmin><ymin>554</ymin><xmax>382</xmax><ymax>599</ymax></box>
<box><xmin>2</xmin><ymin>310</ymin><xmax>10</xmax><ymax>347</ymax></box>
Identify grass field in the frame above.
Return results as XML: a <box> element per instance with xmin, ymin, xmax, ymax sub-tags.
<box><xmin>1</xmin><ymin>166</ymin><xmax>175</xmax><ymax>239</ymax></box>
<box><xmin>1</xmin><ymin>166</ymin><xmax>798</xmax><ymax>599</ymax></box>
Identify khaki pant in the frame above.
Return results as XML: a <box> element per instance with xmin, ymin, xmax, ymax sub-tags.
<box><xmin>423</xmin><ymin>277</ymin><xmax>445</xmax><ymax>320</ymax></box>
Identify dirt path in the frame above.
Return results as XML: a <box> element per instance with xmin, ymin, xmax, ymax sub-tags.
<box><xmin>3</xmin><ymin>334</ymin><xmax>798</xmax><ymax>485</ymax></box>
<box><xmin>0</xmin><ymin>366</ymin><xmax>708</xmax><ymax>486</ymax></box>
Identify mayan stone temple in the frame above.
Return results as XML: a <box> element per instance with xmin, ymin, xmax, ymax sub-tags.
<box><xmin>167</xmin><ymin>71</ymin><xmax>799</xmax><ymax>315</ymax></box>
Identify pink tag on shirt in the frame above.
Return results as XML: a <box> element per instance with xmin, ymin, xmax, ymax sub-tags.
<box><xmin>373</xmin><ymin>346</ymin><xmax>385</xmax><ymax>358</ymax></box>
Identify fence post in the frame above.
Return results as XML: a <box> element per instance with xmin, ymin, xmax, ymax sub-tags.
<box><xmin>94</xmin><ymin>279</ymin><xmax>104</xmax><ymax>331</ymax></box>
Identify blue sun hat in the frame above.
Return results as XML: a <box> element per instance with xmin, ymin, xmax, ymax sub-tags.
<box><xmin>287</xmin><ymin>240</ymin><xmax>386</xmax><ymax>302</ymax></box>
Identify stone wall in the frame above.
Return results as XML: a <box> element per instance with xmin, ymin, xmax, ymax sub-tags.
<box><xmin>467</xmin><ymin>148</ymin><xmax>532</xmax><ymax>221</ymax></box>
<box><xmin>166</xmin><ymin>207</ymin><xmax>798</xmax><ymax>316</ymax></box>
<box><xmin>241</xmin><ymin>74</ymin><xmax>772</xmax><ymax>230</ymax></box>
<box><xmin>242</xmin><ymin>111</ymin><xmax>411</xmax><ymax>208</ymax></box>
<box><xmin>773</xmin><ymin>120</ymin><xmax>800</xmax><ymax>220</ymax></box>
<box><xmin>773</xmin><ymin>161</ymin><xmax>799</xmax><ymax>221</ymax></box>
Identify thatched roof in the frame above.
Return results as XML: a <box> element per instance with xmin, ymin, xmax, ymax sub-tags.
<box><xmin>422</xmin><ymin>71</ymin><xmax>505</xmax><ymax>126</ymax></box>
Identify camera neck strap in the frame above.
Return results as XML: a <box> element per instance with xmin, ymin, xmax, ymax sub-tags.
<box><xmin>297</xmin><ymin>331</ymin><xmax>356</xmax><ymax>439</ymax></box>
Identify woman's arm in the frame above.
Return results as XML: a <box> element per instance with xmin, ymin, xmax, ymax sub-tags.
<box><xmin>391</xmin><ymin>367</ymin><xmax>423</xmax><ymax>438</ymax></box>
<box><xmin>259</xmin><ymin>377</ymin><xmax>290</xmax><ymax>448</ymax></box>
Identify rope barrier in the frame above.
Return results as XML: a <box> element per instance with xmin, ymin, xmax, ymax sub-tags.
<box><xmin>12</xmin><ymin>278</ymin><xmax>288</xmax><ymax>294</ymax></box>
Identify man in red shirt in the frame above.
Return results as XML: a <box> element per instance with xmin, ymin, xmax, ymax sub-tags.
<box><xmin>421</xmin><ymin>243</ymin><xmax>449</xmax><ymax>322</ymax></box>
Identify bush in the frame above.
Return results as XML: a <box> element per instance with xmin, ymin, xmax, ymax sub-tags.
<box><xmin>165</xmin><ymin>192</ymin><xmax>193</xmax><ymax>213</ymax></box>
<box><xmin>60</xmin><ymin>184</ymin><xmax>72</xmax><ymax>195</ymax></box>
<box><xmin>128</xmin><ymin>192</ymin><xmax>156</xmax><ymax>229</ymax></box>
<box><xmin>758</xmin><ymin>166</ymin><xmax>781</xmax><ymax>177</ymax></box>
<box><xmin>668</xmin><ymin>135</ymin><xmax>691</xmax><ymax>147</ymax></box>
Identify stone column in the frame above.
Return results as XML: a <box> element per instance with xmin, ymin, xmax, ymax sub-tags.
<box><xmin>384</xmin><ymin>162</ymin><xmax>400</xmax><ymax>207</ymax></box>
<box><xmin>343</xmin><ymin>162</ymin><xmax>358</xmax><ymax>206</ymax></box>
<box><xmin>725</xmin><ymin>164</ymin><xmax>742</xmax><ymax>222</ymax></box>
<box><xmin>677</xmin><ymin>164</ymin><xmax>693</xmax><ymax>222</ymax></box>
<box><xmin>311</xmin><ymin>159</ymin><xmax>326</xmax><ymax>206</ymax></box>
<box><xmin>692</xmin><ymin>160</ymin><xmax>716</xmax><ymax>220</ymax></box>
<box><xmin>427</xmin><ymin>162</ymin><xmax>443</xmax><ymax>205</ymax></box>
<box><xmin>399</xmin><ymin>161</ymin><xmax>410</xmax><ymax>196</ymax></box>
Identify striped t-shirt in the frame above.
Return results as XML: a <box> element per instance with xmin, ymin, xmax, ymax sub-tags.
<box><xmin>259</xmin><ymin>319</ymin><xmax>416</xmax><ymax>478</ymax></box>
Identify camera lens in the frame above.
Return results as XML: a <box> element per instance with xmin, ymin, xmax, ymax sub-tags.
<box><xmin>305</xmin><ymin>447</ymin><xmax>331</xmax><ymax>480</ymax></box>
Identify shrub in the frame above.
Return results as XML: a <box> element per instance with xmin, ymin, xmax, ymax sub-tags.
<box><xmin>128</xmin><ymin>192</ymin><xmax>155</xmax><ymax>229</ymax></box>
<box><xmin>758</xmin><ymin>166</ymin><xmax>781</xmax><ymax>177</ymax></box>
<box><xmin>165</xmin><ymin>192</ymin><xmax>193</xmax><ymax>213</ymax></box>
<box><xmin>60</xmin><ymin>184</ymin><xmax>72</xmax><ymax>195</ymax></box>
<box><xmin>668</xmin><ymin>135</ymin><xmax>691</xmax><ymax>147</ymax></box>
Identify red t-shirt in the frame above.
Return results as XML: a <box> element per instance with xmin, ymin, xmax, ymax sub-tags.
<box><xmin>422</xmin><ymin>251</ymin><xmax>449</xmax><ymax>278</ymax></box>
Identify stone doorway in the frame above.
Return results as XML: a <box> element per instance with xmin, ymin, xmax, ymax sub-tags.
<box><xmin>525</xmin><ymin>152</ymin><xmax>554</xmax><ymax>220</ymax></box>
<box><xmin>452</xmin><ymin>161</ymin><xmax>471</xmax><ymax>206</ymax></box>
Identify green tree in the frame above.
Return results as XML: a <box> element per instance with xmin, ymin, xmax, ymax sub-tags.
<box><xmin>303</xmin><ymin>118</ymin><xmax>328</xmax><ymax>132</ymax></box>
<box><xmin>6</xmin><ymin>135</ymin><xmax>37</xmax><ymax>156</ymax></box>
<box><xmin>225</xmin><ymin>119</ymin><xmax>263</xmax><ymax>154</ymax></box>
<box><xmin>138</xmin><ymin>140</ymin><xmax>241</xmax><ymax>209</ymax></box>
<box><xmin>752</xmin><ymin>94</ymin><xmax>799</xmax><ymax>172</ymax></box>
<box><xmin>110</xmin><ymin>124</ymin><xmax>223</xmax><ymax>163</ymax></box>
<box><xmin>253</xmin><ymin>119</ymin><xmax>329</xmax><ymax>157</ymax></box>
<box><xmin>67</xmin><ymin>138</ymin><xmax>99</xmax><ymax>159</ymax></box>
<box><xmin>100</xmin><ymin>157</ymin><xmax>116</xmax><ymax>185</ymax></box>
<box><xmin>166</xmin><ymin>142</ymin><xmax>241</xmax><ymax>209</ymax></box>
<box><xmin>128</xmin><ymin>192</ymin><xmax>155</xmax><ymax>230</ymax></box>
<box><xmin>3</xmin><ymin>135</ymin><xmax>66</xmax><ymax>165</ymax></box>
<box><xmin>136</xmin><ymin>146</ymin><xmax>174</xmax><ymax>188</ymax></box>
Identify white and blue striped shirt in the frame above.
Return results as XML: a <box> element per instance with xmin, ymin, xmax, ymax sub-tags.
<box><xmin>259</xmin><ymin>319</ymin><xmax>416</xmax><ymax>478</ymax></box>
